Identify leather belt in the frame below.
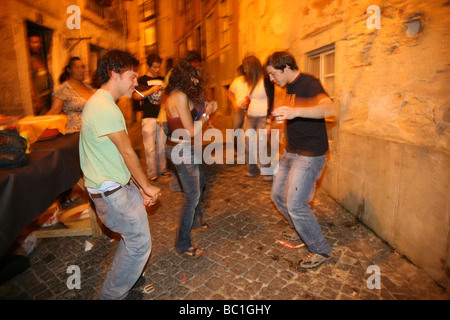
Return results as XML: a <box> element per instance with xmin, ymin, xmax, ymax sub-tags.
<box><xmin>89</xmin><ymin>181</ymin><xmax>131</xmax><ymax>199</ymax></box>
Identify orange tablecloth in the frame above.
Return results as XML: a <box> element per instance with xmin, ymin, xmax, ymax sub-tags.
<box><xmin>18</xmin><ymin>115</ymin><xmax>67</xmax><ymax>143</ymax></box>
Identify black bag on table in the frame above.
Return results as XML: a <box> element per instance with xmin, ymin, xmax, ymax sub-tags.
<box><xmin>0</xmin><ymin>129</ymin><xmax>28</xmax><ymax>169</ymax></box>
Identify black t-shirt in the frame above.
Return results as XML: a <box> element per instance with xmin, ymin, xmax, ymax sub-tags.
<box><xmin>135</xmin><ymin>75</ymin><xmax>164</xmax><ymax>118</ymax></box>
<box><xmin>286</xmin><ymin>73</ymin><xmax>329</xmax><ymax>156</ymax></box>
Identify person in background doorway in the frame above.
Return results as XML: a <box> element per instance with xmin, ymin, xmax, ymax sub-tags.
<box><xmin>266</xmin><ymin>50</ymin><xmax>335</xmax><ymax>269</ymax></box>
<box><xmin>28</xmin><ymin>32</ymin><xmax>53</xmax><ymax>115</ymax></box>
<box><xmin>133</xmin><ymin>54</ymin><xmax>168</xmax><ymax>181</ymax></box>
<box><xmin>80</xmin><ymin>49</ymin><xmax>161</xmax><ymax>300</ymax></box>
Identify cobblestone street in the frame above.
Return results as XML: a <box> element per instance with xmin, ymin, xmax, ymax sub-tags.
<box><xmin>0</xmin><ymin>117</ymin><xmax>448</xmax><ymax>302</ymax></box>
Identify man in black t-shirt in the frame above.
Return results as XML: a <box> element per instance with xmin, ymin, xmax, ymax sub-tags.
<box><xmin>133</xmin><ymin>54</ymin><xmax>168</xmax><ymax>181</ymax></box>
<box><xmin>266</xmin><ymin>51</ymin><xmax>336</xmax><ymax>269</ymax></box>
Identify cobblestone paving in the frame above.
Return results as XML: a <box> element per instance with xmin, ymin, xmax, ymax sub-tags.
<box><xmin>0</xmin><ymin>162</ymin><xmax>448</xmax><ymax>300</ymax></box>
<box><xmin>0</xmin><ymin>118</ymin><xmax>448</xmax><ymax>301</ymax></box>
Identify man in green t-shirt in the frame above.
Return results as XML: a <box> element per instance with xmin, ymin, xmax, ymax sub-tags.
<box><xmin>80</xmin><ymin>49</ymin><xmax>160</xmax><ymax>300</ymax></box>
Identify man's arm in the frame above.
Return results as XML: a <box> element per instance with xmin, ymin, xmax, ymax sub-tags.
<box><xmin>133</xmin><ymin>85</ymin><xmax>162</xmax><ymax>101</ymax></box>
<box><xmin>272</xmin><ymin>93</ymin><xmax>336</xmax><ymax>120</ymax></box>
<box><xmin>107</xmin><ymin>130</ymin><xmax>160</xmax><ymax>205</ymax></box>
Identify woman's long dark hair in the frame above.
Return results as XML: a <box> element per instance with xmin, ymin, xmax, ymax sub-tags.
<box><xmin>242</xmin><ymin>55</ymin><xmax>262</xmax><ymax>95</ymax></box>
<box><xmin>59</xmin><ymin>57</ymin><xmax>81</xmax><ymax>84</ymax></box>
<box><xmin>164</xmin><ymin>59</ymin><xmax>206</xmax><ymax>106</ymax></box>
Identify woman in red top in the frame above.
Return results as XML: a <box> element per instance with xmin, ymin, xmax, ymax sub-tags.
<box><xmin>164</xmin><ymin>59</ymin><xmax>216</xmax><ymax>259</ymax></box>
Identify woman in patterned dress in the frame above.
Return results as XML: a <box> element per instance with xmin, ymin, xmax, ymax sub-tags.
<box><xmin>47</xmin><ymin>57</ymin><xmax>94</xmax><ymax>133</ymax></box>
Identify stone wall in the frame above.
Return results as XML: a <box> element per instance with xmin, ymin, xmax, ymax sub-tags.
<box><xmin>236</xmin><ymin>0</ymin><xmax>450</xmax><ymax>288</ymax></box>
<box><xmin>331</xmin><ymin>0</ymin><xmax>449</xmax><ymax>288</ymax></box>
<box><xmin>0</xmin><ymin>0</ymin><xmax>128</xmax><ymax>118</ymax></box>
<box><xmin>0</xmin><ymin>6</ymin><xmax>24</xmax><ymax>117</ymax></box>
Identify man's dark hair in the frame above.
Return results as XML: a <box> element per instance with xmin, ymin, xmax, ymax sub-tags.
<box><xmin>265</xmin><ymin>51</ymin><xmax>298</xmax><ymax>72</ymax></box>
<box><xmin>146</xmin><ymin>53</ymin><xmax>162</xmax><ymax>67</ymax></box>
<box><xmin>185</xmin><ymin>50</ymin><xmax>202</xmax><ymax>63</ymax></box>
<box><xmin>28</xmin><ymin>31</ymin><xmax>42</xmax><ymax>39</ymax></box>
<box><xmin>97</xmin><ymin>50</ymin><xmax>139</xmax><ymax>85</ymax></box>
<box><xmin>236</xmin><ymin>64</ymin><xmax>245</xmax><ymax>76</ymax></box>
<box><xmin>242</xmin><ymin>55</ymin><xmax>262</xmax><ymax>94</ymax></box>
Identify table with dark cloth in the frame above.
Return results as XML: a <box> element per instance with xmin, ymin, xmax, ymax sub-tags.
<box><xmin>0</xmin><ymin>132</ymin><xmax>81</xmax><ymax>258</ymax></box>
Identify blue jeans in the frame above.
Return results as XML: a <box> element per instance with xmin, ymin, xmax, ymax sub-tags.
<box><xmin>232</xmin><ymin>108</ymin><xmax>246</xmax><ymax>152</ymax></box>
<box><xmin>165</xmin><ymin>144</ymin><xmax>205</xmax><ymax>253</ymax></box>
<box><xmin>89</xmin><ymin>181</ymin><xmax>152</xmax><ymax>300</ymax></box>
<box><xmin>271</xmin><ymin>151</ymin><xmax>331</xmax><ymax>255</ymax></box>
<box><xmin>232</xmin><ymin>108</ymin><xmax>246</xmax><ymax>130</ymax></box>
<box><xmin>243</xmin><ymin>115</ymin><xmax>268</xmax><ymax>176</ymax></box>
<box><xmin>142</xmin><ymin>117</ymin><xmax>167</xmax><ymax>178</ymax></box>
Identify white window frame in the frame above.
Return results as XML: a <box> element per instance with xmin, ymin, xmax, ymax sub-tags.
<box><xmin>306</xmin><ymin>44</ymin><xmax>335</xmax><ymax>99</ymax></box>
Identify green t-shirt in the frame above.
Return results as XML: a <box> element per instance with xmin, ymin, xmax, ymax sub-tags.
<box><xmin>79</xmin><ymin>89</ymin><xmax>131</xmax><ymax>189</ymax></box>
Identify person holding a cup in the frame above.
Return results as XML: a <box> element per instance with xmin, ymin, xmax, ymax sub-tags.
<box><xmin>266</xmin><ymin>51</ymin><xmax>336</xmax><ymax>270</ymax></box>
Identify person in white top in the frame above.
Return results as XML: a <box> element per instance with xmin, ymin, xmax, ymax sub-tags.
<box><xmin>228</xmin><ymin>64</ymin><xmax>249</xmax><ymax>131</ymax></box>
<box><xmin>241</xmin><ymin>56</ymin><xmax>272</xmax><ymax>180</ymax></box>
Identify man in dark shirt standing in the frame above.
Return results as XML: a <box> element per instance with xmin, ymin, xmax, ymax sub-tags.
<box><xmin>133</xmin><ymin>54</ymin><xmax>168</xmax><ymax>181</ymax></box>
<box><xmin>266</xmin><ymin>51</ymin><xmax>336</xmax><ymax>269</ymax></box>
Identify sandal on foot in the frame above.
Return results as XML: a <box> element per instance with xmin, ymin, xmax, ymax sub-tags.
<box><xmin>178</xmin><ymin>247</ymin><xmax>204</xmax><ymax>259</ymax></box>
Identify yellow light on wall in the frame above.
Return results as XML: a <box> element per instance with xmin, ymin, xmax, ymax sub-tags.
<box><xmin>145</xmin><ymin>27</ymin><xmax>155</xmax><ymax>46</ymax></box>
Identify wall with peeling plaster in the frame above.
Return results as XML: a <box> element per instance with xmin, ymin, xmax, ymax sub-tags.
<box><xmin>0</xmin><ymin>0</ymin><xmax>128</xmax><ymax>117</ymax></box>
<box><xmin>235</xmin><ymin>0</ymin><xmax>449</xmax><ymax>288</ymax></box>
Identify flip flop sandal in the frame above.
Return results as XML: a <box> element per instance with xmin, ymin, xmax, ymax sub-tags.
<box><xmin>178</xmin><ymin>247</ymin><xmax>204</xmax><ymax>259</ymax></box>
